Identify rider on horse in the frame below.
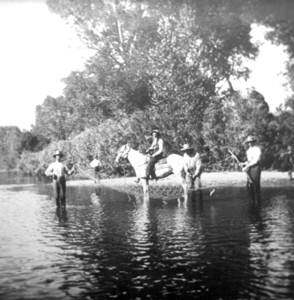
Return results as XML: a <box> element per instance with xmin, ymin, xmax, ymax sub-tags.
<box><xmin>146</xmin><ymin>128</ymin><xmax>164</xmax><ymax>181</ymax></box>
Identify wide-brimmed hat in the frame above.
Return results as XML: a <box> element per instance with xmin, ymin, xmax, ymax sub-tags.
<box><xmin>53</xmin><ymin>150</ymin><xmax>63</xmax><ymax>158</ymax></box>
<box><xmin>151</xmin><ymin>128</ymin><xmax>160</xmax><ymax>135</ymax></box>
<box><xmin>181</xmin><ymin>144</ymin><xmax>194</xmax><ymax>151</ymax></box>
<box><xmin>244</xmin><ymin>136</ymin><xmax>256</xmax><ymax>144</ymax></box>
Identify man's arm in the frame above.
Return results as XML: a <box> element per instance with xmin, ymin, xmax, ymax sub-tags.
<box><xmin>147</xmin><ymin>139</ymin><xmax>156</xmax><ymax>153</ymax></box>
<box><xmin>193</xmin><ymin>153</ymin><xmax>201</xmax><ymax>178</ymax></box>
<box><xmin>45</xmin><ymin>164</ymin><xmax>53</xmax><ymax>177</ymax></box>
<box><xmin>65</xmin><ymin>164</ymin><xmax>75</xmax><ymax>176</ymax></box>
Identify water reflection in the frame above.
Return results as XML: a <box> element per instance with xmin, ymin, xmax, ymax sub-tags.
<box><xmin>56</xmin><ymin>207</ymin><xmax>68</xmax><ymax>222</ymax></box>
<box><xmin>0</xmin><ymin>170</ymin><xmax>51</xmax><ymax>186</ymax></box>
<box><xmin>247</xmin><ymin>191</ymin><xmax>294</xmax><ymax>298</ymax></box>
<box><xmin>0</xmin><ymin>178</ymin><xmax>294</xmax><ymax>299</ymax></box>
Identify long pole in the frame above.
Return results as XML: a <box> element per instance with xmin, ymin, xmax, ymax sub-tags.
<box><xmin>228</xmin><ymin>149</ymin><xmax>252</xmax><ymax>184</ymax></box>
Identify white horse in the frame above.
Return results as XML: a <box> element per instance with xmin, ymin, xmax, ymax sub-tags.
<box><xmin>115</xmin><ymin>144</ymin><xmax>188</xmax><ymax>200</ymax></box>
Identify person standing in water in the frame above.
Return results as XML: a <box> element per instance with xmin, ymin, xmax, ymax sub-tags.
<box><xmin>281</xmin><ymin>146</ymin><xmax>293</xmax><ymax>181</ymax></box>
<box><xmin>181</xmin><ymin>143</ymin><xmax>202</xmax><ymax>190</ymax></box>
<box><xmin>90</xmin><ymin>154</ymin><xmax>102</xmax><ymax>183</ymax></box>
<box><xmin>241</xmin><ymin>136</ymin><xmax>262</xmax><ymax>201</ymax></box>
<box><xmin>45</xmin><ymin>150</ymin><xmax>75</xmax><ymax>209</ymax></box>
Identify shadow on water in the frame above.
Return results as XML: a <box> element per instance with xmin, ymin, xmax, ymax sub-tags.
<box><xmin>1</xmin><ymin>176</ymin><xmax>294</xmax><ymax>300</ymax></box>
<box><xmin>0</xmin><ymin>170</ymin><xmax>51</xmax><ymax>186</ymax></box>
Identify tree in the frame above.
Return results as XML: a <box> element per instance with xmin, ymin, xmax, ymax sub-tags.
<box><xmin>34</xmin><ymin>96</ymin><xmax>70</xmax><ymax>141</ymax></box>
<box><xmin>0</xmin><ymin>126</ymin><xmax>22</xmax><ymax>170</ymax></box>
<box><xmin>20</xmin><ymin>130</ymin><xmax>50</xmax><ymax>152</ymax></box>
<box><xmin>31</xmin><ymin>0</ymin><xmax>289</xmax><ymax>173</ymax></box>
<box><xmin>46</xmin><ymin>0</ymin><xmax>258</xmax><ymax>120</ymax></box>
<box><xmin>47</xmin><ymin>0</ymin><xmax>160</xmax><ymax>115</ymax></box>
<box><xmin>62</xmin><ymin>70</ymin><xmax>114</xmax><ymax>132</ymax></box>
<box><xmin>272</xmin><ymin>98</ymin><xmax>294</xmax><ymax>146</ymax></box>
<box><xmin>203</xmin><ymin>89</ymin><xmax>275</xmax><ymax>167</ymax></box>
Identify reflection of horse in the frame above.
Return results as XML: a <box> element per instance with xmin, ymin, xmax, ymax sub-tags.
<box><xmin>115</xmin><ymin>144</ymin><xmax>187</xmax><ymax>200</ymax></box>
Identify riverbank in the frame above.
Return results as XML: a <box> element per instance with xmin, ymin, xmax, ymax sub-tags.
<box><xmin>65</xmin><ymin>171</ymin><xmax>293</xmax><ymax>188</ymax></box>
<box><xmin>0</xmin><ymin>171</ymin><xmax>291</xmax><ymax>190</ymax></box>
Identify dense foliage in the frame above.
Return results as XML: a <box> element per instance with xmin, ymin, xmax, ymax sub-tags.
<box><xmin>0</xmin><ymin>127</ymin><xmax>22</xmax><ymax>170</ymax></box>
<box><xmin>6</xmin><ymin>0</ymin><xmax>294</xmax><ymax>176</ymax></box>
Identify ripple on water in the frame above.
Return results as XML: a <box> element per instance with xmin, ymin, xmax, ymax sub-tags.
<box><xmin>1</xmin><ymin>183</ymin><xmax>294</xmax><ymax>299</ymax></box>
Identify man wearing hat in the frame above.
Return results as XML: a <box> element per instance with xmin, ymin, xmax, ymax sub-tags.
<box><xmin>45</xmin><ymin>150</ymin><xmax>75</xmax><ymax>209</ymax></box>
<box><xmin>281</xmin><ymin>146</ymin><xmax>293</xmax><ymax>180</ymax></box>
<box><xmin>145</xmin><ymin>128</ymin><xmax>164</xmax><ymax>181</ymax></box>
<box><xmin>90</xmin><ymin>154</ymin><xmax>102</xmax><ymax>183</ymax></box>
<box><xmin>241</xmin><ymin>136</ymin><xmax>262</xmax><ymax>200</ymax></box>
<box><xmin>181</xmin><ymin>144</ymin><xmax>202</xmax><ymax>190</ymax></box>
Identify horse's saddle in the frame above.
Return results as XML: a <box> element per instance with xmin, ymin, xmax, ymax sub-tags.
<box><xmin>142</xmin><ymin>156</ymin><xmax>168</xmax><ymax>166</ymax></box>
<box><xmin>155</xmin><ymin>157</ymin><xmax>168</xmax><ymax>170</ymax></box>
<box><xmin>136</xmin><ymin>156</ymin><xmax>171</xmax><ymax>178</ymax></box>
<box><xmin>140</xmin><ymin>156</ymin><xmax>168</xmax><ymax>171</ymax></box>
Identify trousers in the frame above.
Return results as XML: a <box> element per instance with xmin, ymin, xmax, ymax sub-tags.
<box><xmin>247</xmin><ymin>165</ymin><xmax>261</xmax><ymax>201</ymax></box>
<box><xmin>53</xmin><ymin>176</ymin><xmax>66</xmax><ymax>208</ymax></box>
<box><xmin>146</xmin><ymin>153</ymin><xmax>164</xmax><ymax>179</ymax></box>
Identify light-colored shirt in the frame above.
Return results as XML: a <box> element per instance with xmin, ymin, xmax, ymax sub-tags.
<box><xmin>149</xmin><ymin>138</ymin><xmax>164</xmax><ymax>156</ymax></box>
<box><xmin>45</xmin><ymin>162</ymin><xmax>72</xmax><ymax>178</ymax></box>
<box><xmin>90</xmin><ymin>159</ymin><xmax>101</xmax><ymax>168</ymax></box>
<box><xmin>246</xmin><ymin>145</ymin><xmax>261</xmax><ymax>167</ymax></box>
<box><xmin>183</xmin><ymin>152</ymin><xmax>201</xmax><ymax>176</ymax></box>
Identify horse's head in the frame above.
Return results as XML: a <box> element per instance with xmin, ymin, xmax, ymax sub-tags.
<box><xmin>115</xmin><ymin>144</ymin><xmax>131</xmax><ymax>163</ymax></box>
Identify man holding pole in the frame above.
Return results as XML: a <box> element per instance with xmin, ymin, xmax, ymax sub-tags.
<box><xmin>45</xmin><ymin>150</ymin><xmax>75</xmax><ymax>209</ymax></box>
<box><xmin>240</xmin><ymin>136</ymin><xmax>262</xmax><ymax>201</ymax></box>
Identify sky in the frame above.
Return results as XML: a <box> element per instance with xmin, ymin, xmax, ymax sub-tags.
<box><xmin>0</xmin><ymin>0</ymin><xmax>291</xmax><ymax>131</ymax></box>
<box><xmin>0</xmin><ymin>0</ymin><xmax>90</xmax><ymax>130</ymax></box>
<box><xmin>232</xmin><ymin>24</ymin><xmax>290</xmax><ymax>106</ymax></box>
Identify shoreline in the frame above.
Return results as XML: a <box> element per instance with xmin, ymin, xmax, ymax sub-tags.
<box><xmin>66</xmin><ymin>171</ymin><xmax>293</xmax><ymax>188</ymax></box>
<box><xmin>0</xmin><ymin>171</ymin><xmax>292</xmax><ymax>190</ymax></box>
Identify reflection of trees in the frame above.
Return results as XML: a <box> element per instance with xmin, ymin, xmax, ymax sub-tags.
<box><xmin>247</xmin><ymin>193</ymin><xmax>294</xmax><ymax>295</ymax></box>
<box><xmin>188</xmin><ymin>195</ymin><xmax>253</xmax><ymax>299</ymax></box>
<box><xmin>134</xmin><ymin>197</ymin><xmax>252</xmax><ymax>299</ymax></box>
<box><xmin>51</xmin><ymin>188</ymin><xmax>251</xmax><ymax>298</ymax></box>
<box><xmin>49</xmin><ymin>187</ymin><xmax>138</xmax><ymax>298</ymax></box>
<box><xmin>46</xmin><ymin>185</ymin><xmax>294</xmax><ymax>299</ymax></box>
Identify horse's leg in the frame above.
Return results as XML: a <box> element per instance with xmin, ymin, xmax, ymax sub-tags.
<box><xmin>141</xmin><ymin>178</ymin><xmax>150</xmax><ymax>201</ymax></box>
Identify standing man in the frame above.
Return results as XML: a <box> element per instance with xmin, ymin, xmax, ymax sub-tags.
<box><xmin>281</xmin><ymin>146</ymin><xmax>293</xmax><ymax>181</ymax></box>
<box><xmin>181</xmin><ymin>143</ymin><xmax>202</xmax><ymax>191</ymax></box>
<box><xmin>146</xmin><ymin>128</ymin><xmax>164</xmax><ymax>181</ymax></box>
<box><xmin>45</xmin><ymin>150</ymin><xmax>75</xmax><ymax>209</ymax></box>
<box><xmin>241</xmin><ymin>136</ymin><xmax>262</xmax><ymax>201</ymax></box>
<box><xmin>90</xmin><ymin>154</ymin><xmax>102</xmax><ymax>183</ymax></box>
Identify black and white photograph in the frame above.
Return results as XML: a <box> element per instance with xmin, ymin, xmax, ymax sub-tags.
<box><xmin>1</xmin><ymin>0</ymin><xmax>294</xmax><ymax>299</ymax></box>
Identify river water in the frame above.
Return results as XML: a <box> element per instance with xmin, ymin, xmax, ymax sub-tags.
<box><xmin>0</xmin><ymin>172</ymin><xmax>294</xmax><ymax>300</ymax></box>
